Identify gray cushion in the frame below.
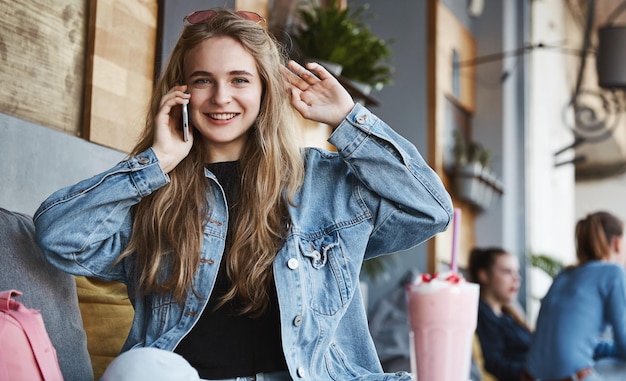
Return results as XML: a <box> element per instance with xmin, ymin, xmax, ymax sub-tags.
<box><xmin>0</xmin><ymin>208</ymin><xmax>93</xmax><ymax>381</ymax></box>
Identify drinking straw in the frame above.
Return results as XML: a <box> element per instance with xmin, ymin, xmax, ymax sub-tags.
<box><xmin>450</xmin><ymin>208</ymin><xmax>461</xmax><ymax>273</ymax></box>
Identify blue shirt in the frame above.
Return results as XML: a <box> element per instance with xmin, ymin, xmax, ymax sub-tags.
<box><xmin>476</xmin><ymin>300</ymin><xmax>531</xmax><ymax>381</ymax></box>
<box><xmin>525</xmin><ymin>261</ymin><xmax>626</xmax><ymax>379</ymax></box>
<box><xmin>34</xmin><ymin>104</ymin><xmax>453</xmax><ymax>381</ymax></box>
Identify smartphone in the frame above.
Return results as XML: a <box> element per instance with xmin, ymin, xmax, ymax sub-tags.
<box><xmin>182</xmin><ymin>102</ymin><xmax>189</xmax><ymax>142</ymax></box>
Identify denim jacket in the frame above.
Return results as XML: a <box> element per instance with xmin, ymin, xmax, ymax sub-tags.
<box><xmin>35</xmin><ymin>104</ymin><xmax>452</xmax><ymax>381</ymax></box>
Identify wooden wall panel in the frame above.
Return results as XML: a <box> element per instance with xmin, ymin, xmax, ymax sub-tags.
<box><xmin>83</xmin><ymin>0</ymin><xmax>158</xmax><ymax>153</ymax></box>
<box><xmin>235</xmin><ymin>0</ymin><xmax>268</xmax><ymax>18</ymax></box>
<box><xmin>437</xmin><ymin>4</ymin><xmax>475</xmax><ymax>113</ymax></box>
<box><xmin>427</xmin><ymin>0</ymin><xmax>477</xmax><ymax>274</ymax></box>
<box><xmin>0</xmin><ymin>0</ymin><xmax>85</xmax><ymax>135</ymax></box>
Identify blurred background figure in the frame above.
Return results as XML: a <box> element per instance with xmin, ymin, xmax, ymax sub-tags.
<box><xmin>469</xmin><ymin>247</ymin><xmax>531</xmax><ymax>381</ymax></box>
<box><xmin>525</xmin><ymin>211</ymin><xmax>626</xmax><ymax>381</ymax></box>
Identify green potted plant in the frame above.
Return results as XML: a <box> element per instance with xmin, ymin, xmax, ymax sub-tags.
<box><xmin>361</xmin><ymin>255</ymin><xmax>394</xmax><ymax>282</ymax></box>
<box><xmin>531</xmin><ymin>253</ymin><xmax>564</xmax><ymax>278</ymax></box>
<box><xmin>291</xmin><ymin>0</ymin><xmax>393</xmax><ymax>92</ymax></box>
<box><xmin>452</xmin><ymin>130</ymin><xmax>504</xmax><ymax>211</ymax></box>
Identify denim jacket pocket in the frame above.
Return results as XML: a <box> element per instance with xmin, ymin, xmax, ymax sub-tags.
<box><xmin>298</xmin><ymin>232</ymin><xmax>353</xmax><ymax>316</ymax></box>
<box><xmin>147</xmin><ymin>293</ymin><xmax>175</xmax><ymax>339</ymax></box>
<box><xmin>324</xmin><ymin>342</ymin><xmax>359</xmax><ymax>380</ymax></box>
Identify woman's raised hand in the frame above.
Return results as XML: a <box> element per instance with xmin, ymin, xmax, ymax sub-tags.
<box><xmin>152</xmin><ymin>85</ymin><xmax>193</xmax><ymax>174</ymax></box>
<box><xmin>284</xmin><ymin>61</ymin><xmax>355</xmax><ymax>128</ymax></box>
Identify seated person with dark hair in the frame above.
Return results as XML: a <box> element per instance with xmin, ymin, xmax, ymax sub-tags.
<box><xmin>469</xmin><ymin>247</ymin><xmax>531</xmax><ymax>381</ymax></box>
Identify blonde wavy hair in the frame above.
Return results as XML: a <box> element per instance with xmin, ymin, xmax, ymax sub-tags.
<box><xmin>121</xmin><ymin>9</ymin><xmax>304</xmax><ymax>316</ymax></box>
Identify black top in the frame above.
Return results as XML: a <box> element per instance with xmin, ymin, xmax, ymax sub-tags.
<box><xmin>476</xmin><ymin>300</ymin><xmax>532</xmax><ymax>381</ymax></box>
<box><xmin>174</xmin><ymin>161</ymin><xmax>288</xmax><ymax>378</ymax></box>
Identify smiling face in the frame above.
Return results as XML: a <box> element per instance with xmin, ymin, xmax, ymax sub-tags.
<box><xmin>184</xmin><ymin>36</ymin><xmax>263</xmax><ymax>162</ymax></box>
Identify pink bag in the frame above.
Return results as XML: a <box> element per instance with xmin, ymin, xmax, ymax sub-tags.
<box><xmin>0</xmin><ymin>290</ymin><xmax>64</xmax><ymax>381</ymax></box>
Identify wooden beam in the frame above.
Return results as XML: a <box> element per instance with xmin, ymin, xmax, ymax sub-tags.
<box><xmin>428</xmin><ymin>0</ymin><xmax>478</xmax><ymax>274</ymax></box>
<box><xmin>82</xmin><ymin>0</ymin><xmax>158</xmax><ymax>153</ymax></box>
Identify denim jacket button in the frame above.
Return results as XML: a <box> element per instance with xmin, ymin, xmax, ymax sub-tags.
<box><xmin>293</xmin><ymin>315</ymin><xmax>303</xmax><ymax>326</ymax></box>
<box><xmin>356</xmin><ymin>114</ymin><xmax>367</xmax><ymax>124</ymax></box>
<box><xmin>137</xmin><ymin>156</ymin><xmax>150</xmax><ymax>165</ymax></box>
<box><xmin>287</xmin><ymin>258</ymin><xmax>299</xmax><ymax>270</ymax></box>
<box><xmin>297</xmin><ymin>367</ymin><xmax>306</xmax><ymax>378</ymax></box>
<box><xmin>309</xmin><ymin>250</ymin><xmax>320</xmax><ymax>260</ymax></box>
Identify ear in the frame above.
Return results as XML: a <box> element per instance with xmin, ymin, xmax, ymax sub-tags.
<box><xmin>477</xmin><ymin>268</ymin><xmax>489</xmax><ymax>285</ymax></box>
<box><xmin>611</xmin><ymin>236</ymin><xmax>622</xmax><ymax>254</ymax></box>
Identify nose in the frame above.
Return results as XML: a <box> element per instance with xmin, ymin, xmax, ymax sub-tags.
<box><xmin>211</xmin><ymin>83</ymin><xmax>231</xmax><ymax>105</ymax></box>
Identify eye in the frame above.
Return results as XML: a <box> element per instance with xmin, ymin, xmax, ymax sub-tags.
<box><xmin>191</xmin><ymin>78</ymin><xmax>211</xmax><ymax>88</ymax></box>
<box><xmin>233</xmin><ymin>77</ymin><xmax>250</xmax><ymax>85</ymax></box>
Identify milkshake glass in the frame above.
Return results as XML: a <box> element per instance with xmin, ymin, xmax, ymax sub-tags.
<box><xmin>407</xmin><ymin>272</ymin><xmax>479</xmax><ymax>381</ymax></box>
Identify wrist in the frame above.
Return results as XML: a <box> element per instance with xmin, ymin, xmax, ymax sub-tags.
<box><xmin>151</xmin><ymin>147</ymin><xmax>177</xmax><ymax>174</ymax></box>
<box><xmin>330</xmin><ymin>102</ymin><xmax>356</xmax><ymax>128</ymax></box>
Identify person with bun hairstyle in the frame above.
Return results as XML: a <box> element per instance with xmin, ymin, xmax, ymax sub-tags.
<box><xmin>525</xmin><ymin>211</ymin><xmax>626</xmax><ymax>381</ymax></box>
<box><xmin>469</xmin><ymin>247</ymin><xmax>532</xmax><ymax>381</ymax></box>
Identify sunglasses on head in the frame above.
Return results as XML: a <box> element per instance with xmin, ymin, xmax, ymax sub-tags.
<box><xmin>184</xmin><ymin>9</ymin><xmax>265</xmax><ymax>25</ymax></box>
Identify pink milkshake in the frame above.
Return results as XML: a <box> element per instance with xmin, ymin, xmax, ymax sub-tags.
<box><xmin>407</xmin><ymin>272</ymin><xmax>479</xmax><ymax>381</ymax></box>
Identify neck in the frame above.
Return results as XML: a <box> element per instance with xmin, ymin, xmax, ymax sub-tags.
<box><xmin>481</xmin><ymin>294</ymin><xmax>503</xmax><ymax>316</ymax></box>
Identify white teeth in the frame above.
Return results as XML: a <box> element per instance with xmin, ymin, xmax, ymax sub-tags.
<box><xmin>209</xmin><ymin>113</ymin><xmax>237</xmax><ymax>120</ymax></box>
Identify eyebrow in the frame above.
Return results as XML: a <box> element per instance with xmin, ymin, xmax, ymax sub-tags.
<box><xmin>189</xmin><ymin>70</ymin><xmax>255</xmax><ymax>77</ymax></box>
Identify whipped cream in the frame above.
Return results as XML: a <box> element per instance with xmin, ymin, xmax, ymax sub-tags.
<box><xmin>409</xmin><ymin>271</ymin><xmax>472</xmax><ymax>293</ymax></box>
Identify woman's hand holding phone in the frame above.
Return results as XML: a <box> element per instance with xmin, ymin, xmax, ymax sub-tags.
<box><xmin>152</xmin><ymin>86</ymin><xmax>193</xmax><ymax>174</ymax></box>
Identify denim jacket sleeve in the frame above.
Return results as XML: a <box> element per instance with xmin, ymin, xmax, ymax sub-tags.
<box><xmin>328</xmin><ymin>103</ymin><xmax>453</xmax><ymax>258</ymax></box>
<box><xmin>34</xmin><ymin>148</ymin><xmax>169</xmax><ymax>281</ymax></box>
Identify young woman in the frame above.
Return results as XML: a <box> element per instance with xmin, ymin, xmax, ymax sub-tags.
<box><xmin>469</xmin><ymin>247</ymin><xmax>532</xmax><ymax>381</ymax></box>
<box><xmin>34</xmin><ymin>8</ymin><xmax>452</xmax><ymax>381</ymax></box>
<box><xmin>525</xmin><ymin>211</ymin><xmax>626</xmax><ymax>381</ymax></box>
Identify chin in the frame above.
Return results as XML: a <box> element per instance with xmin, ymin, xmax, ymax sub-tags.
<box><xmin>507</xmin><ymin>293</ymin><xmax>518</xmax><ymax>303</ymax></box>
